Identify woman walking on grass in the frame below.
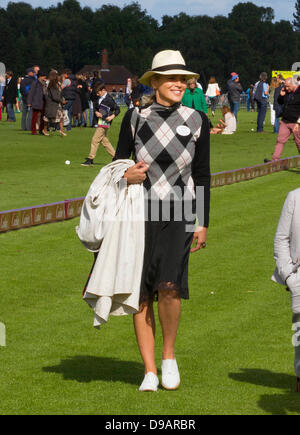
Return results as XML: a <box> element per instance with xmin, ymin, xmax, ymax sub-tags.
<box><xmin>205</xmin><ymin>76</ymin><xmax>221</xmax><ymax>117</ymax></box>
<box><xmin>113</xmin><ymin>50</ymin><xmax>210</xmax><ymax>391</ymax></box>
<box><xmin>43</xmin><ymin>70</ymin><xmax>67</xmax><ymax>137</ymax></box>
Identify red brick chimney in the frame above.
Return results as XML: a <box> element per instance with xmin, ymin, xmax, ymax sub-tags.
<box><xmin>101</xmin><ymin>49</ymin><xmax>109</xmax><ymax>70</ymax></box>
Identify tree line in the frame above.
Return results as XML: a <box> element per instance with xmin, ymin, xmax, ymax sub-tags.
<box><xmin>0</xmin><ymin>0</ymin><xmax>299</xmax><ymax>91</ymax></box>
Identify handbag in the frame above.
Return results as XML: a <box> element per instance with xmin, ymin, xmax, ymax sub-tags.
<box><xmin>63</xmin><ymin>110</ymin><xmax>69</xmax><ymax>126</ymax></box>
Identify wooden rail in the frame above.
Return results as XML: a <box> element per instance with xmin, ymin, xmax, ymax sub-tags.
<box><xmin>1</xmin><ymin>156</ymin><xmax>300</xmax><ymax>233</ymax></box>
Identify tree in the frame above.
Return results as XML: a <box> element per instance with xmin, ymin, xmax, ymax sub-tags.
<box><xmin>293</xmin><ymin>0</ymin><xmax>300</xmax><ymax>31</ymax></box>
<box><xmin>42</xmin><ymin>34</ymin><xmax>64</xmax><ymax>72</ymax></box>
<box><xmin>0</xmin><ymin>0</ymin><xmax>298</xmax><ymax>83</ymax></box>
<box><xmin>0</xmin><ymin>9</ymin><xmax>15</xmax><ymax>70</ymax></box>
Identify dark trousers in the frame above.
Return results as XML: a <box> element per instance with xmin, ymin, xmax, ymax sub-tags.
<box><xmin>6</xmin><ymin>103</ymin><xmax>16</xmax><ymax>121</ymax></box>
<box><xmin>229</xmin><ymin>101</ymin><xmax>240</xmax><ymax>119</ymax></box>
<box><xmin>21</xmin><ymin>100</ymin><xmax>32</xmax><ymax>130</ymax></box>
<box><xmin>31</xmin><ymin>109</ymin><xmax>45</xmax><ymax>134</ymax></box>
<box><xmin>256</xmin><ymin>100</ymin><xmax>268</xmax><ymax>132</ymax></box>
<box><xmin>64</xmin><ymin>100</ymin><xmax>73</xmax><ymax>131</ymax></box>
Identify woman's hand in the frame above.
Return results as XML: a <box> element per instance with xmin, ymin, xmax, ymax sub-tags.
<box><xmin>123</xmin><ymin>161</ymin><xmax>148</xmax><ymax>185</ymax></box>
<box><xmin>190</xmin><ymin>226</ymin><xmax>207</xmax><ymax>253</ymax></box>
<box><xmin>95</xmin><ymin>111</ymin><xmax>102</xmax><ymax>118</ymax></box>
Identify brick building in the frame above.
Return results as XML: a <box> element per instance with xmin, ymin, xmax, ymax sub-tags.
<box><xmin>77</xmin><ymin>49</ymin><xmax>134</xmax><ymax>92</ymax></box>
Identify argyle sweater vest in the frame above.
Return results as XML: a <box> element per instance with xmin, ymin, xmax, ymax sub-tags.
<box><xmin>114</xmin><ymin>102</ymin><xmax>210</xmax><ymax>227</ymax></box>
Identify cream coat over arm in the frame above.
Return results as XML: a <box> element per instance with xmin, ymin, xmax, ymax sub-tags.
<box><xmin>76</xmin><ymin>159</ymin><xmax>145</xmax><ymax>328</ymax></box>
<box><xmin>272</xmin><ymin>188</ymin><xmax>300</xmax><ymax>285</ymax></box>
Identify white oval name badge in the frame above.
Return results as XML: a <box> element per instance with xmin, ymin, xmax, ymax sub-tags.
<box><xmin>176</xmin><ymin>125</ymin><xmax>191</xmax><ymax>136</ymax></box>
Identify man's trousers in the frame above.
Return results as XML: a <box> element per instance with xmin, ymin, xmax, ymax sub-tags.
<box><xmin>88</xmin><ymin>127</ymin><xmax>115</xmax><ymax>159</ymax></box>
<box><xmin>272</xmin><ymin>121</ymin><xmax>300</xmax><ymax>160</ymax></box>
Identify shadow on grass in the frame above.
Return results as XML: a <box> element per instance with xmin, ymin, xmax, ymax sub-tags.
<box><xmin>79</xmin><ymin>162</ymin><xmax>106</xmax><ymax>167</ymax></box>
<box><xmin>229</xmin><ymin>368</ymin><xmax>300</xmax><ymax>415</ymax></box>
<box><xmin>43</xmin><ymin>355</ymin><xmax>144</xmax><ymax>386</ymax></box>
<box><xmin>287</xmin><ymin>168</ymin><xmax>300</xmax><ymax>174</ymax></box>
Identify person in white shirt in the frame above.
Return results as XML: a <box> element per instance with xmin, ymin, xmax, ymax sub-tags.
<box><xmin>205</xmin><ymin>76</ymin><xmax>220</xmax><ymax>117</ymax></box>
<box><xmin>210</xmin><ymin>106</ymin><xmax>236</xmax><ymax>135</ymax></box>
<box><xmin>272</xmin><ymin>188</ymin><xmax>300</xmax><ymax>392</ymax></box>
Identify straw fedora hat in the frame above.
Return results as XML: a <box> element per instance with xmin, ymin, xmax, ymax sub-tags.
<box><xmin>139</xmin><ymin>50</ymin><xmax>199</xmax><ymax>87</ymax></box>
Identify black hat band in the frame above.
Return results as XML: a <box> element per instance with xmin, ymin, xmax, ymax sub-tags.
<box><xmin>152</xmin><ymin>64</ymin><xmax>189</xmax><ymax>72</ymax></box>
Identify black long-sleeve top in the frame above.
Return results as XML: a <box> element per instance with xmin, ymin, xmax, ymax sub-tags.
<box><xmin>93</xmin><ymin>92</ymin><xmax>120</xmax><ymax>126</ymax></box>
<box><xmin>113</xmin><ymin>102</ymin><xmax>210</xmax><ymax>227</ymax></box>
<box><xmin>277</xmin><ymin>86</ymin><xmax>300</xmax><ymax>124</ymax></box>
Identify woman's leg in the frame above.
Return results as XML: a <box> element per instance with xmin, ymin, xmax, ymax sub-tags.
<box><xmin>133</xmin><ymin>301</ymin><xmax>157</xmax><ymax>374</ymax></box>
<box><xmin>42</xmin><ymin>121</ymin><xmax>49</xmax><ymax>135</ymax></box>
<box><xmin>59</xmin><ymin>122</ymin><xmax>66</xmax><ymax>135</ymax></box>
<box><xmin>158</xmin><ymin>289</ymin><xmax>181</xmax><ymax>360</ymax></box>
<box><xmin>211</xmin><ymin>97</ymin><xmax>217</xmax><ymax>115</ymax></box>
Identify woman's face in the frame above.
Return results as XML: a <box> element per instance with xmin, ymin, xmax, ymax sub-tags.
<box><xmin>152</xmin><ymin>74</ymin><xmax>187</xmax><ymax>106</ymax></box>
<box><xmin>188</xmin><ymin>80</ymin><xmax>196</xmax><ymax>90</ymax></box>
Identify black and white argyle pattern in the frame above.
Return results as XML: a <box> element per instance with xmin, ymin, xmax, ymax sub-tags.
<box><xmin>131</xmin><ymin>103</ymin><xmax>203</xmax><ymax>199</ymax></box>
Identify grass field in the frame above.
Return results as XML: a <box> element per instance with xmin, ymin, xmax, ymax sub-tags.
<box><xmin>1</xmin><ymin>108</ymin><xmax>300</xmax><ymax>415</ymax></box>
<box><xmin>0</xmin><ymin>108</ymin><xmax>299</xmax><ymax>211</ymax></box>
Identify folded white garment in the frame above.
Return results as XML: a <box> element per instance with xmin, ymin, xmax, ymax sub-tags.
<box><xmin>76</xmin><ymin>160</ymin><xmax>145</xmax><ymax>328</ymax></box>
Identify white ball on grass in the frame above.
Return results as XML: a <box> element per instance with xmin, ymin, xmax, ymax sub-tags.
<box><xmin>65</xmin><ymin>160</ymin><xmax>70</xmax><ymax>165</ymax></box>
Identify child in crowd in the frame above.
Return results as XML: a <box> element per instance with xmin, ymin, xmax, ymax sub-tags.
<box><xmin>210</xmin><ymin>106</ymin><xmax>236</xmax><ymax>135</ymax></box>
<box><xmin>81</xmin><ymin>83</ymin><xmax>120</xmax><ymax>166</ymax></box>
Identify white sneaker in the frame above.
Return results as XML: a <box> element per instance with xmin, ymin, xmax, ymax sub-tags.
<box><xmin>139</xmin><ymin>372</ymin><xmax>159</xmax><ymax>392</ymax></box>
<box><xmin>161</xmin><ymin>359</ymin><xmax>180</xmax><ymax>390</ymax></box>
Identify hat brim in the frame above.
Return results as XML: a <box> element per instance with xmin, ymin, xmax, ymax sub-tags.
<box><xmin>139</xmin><ymin>69</ymin><xmax>200</xmax><ymax>87</ymax></box>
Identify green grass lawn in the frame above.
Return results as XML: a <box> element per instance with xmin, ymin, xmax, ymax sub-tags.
<box><xmin>0</xmin><ymin>107</ymin><xmax>299</xmax><ymax>211</ymax></box>
<box><xmin>1</xmin><ymin>107</ymin><xmax>300</xmax><ymax>415</ymax></box>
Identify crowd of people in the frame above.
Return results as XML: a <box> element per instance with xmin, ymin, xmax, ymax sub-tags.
<box><xmin>0</xmin><ymin>66</ymin><xmax>128</xmax><ymax>135</ymax></box>
<box><xmin>1</xmin><ymin>64</ymin><xmax>300</xmax><ymax>162</ymax></box>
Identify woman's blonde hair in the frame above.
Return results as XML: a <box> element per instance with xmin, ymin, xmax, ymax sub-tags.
<box><xmin>221</xmin><ymin>105</ymin><xmax>232</xmax><ymax>116</ymax></box>
<box><xmin>270</xmin><ymin>77</ymin><xmax>279</xmax><ymax>89</ymax></box>
<box><xmin>187</xmin><ymin>77</ymin><xmax>197</xmax><ymax>87</ymax></box>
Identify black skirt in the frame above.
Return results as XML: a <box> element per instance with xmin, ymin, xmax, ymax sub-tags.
<box><xmin>139</xmin><ymin>216</ymin><xmax>195</xmax><ymax>304</ymax></box>
<box><xmin>83</xmin><ymin>202</ymin><xmax>195</xmax><ymax>305</ymax></box>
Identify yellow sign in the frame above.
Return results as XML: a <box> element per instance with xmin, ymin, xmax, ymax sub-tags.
<box><xmin>272</xmin><ymin>71</ymin><xmax>300</xmax><ymax>79</ymax></box>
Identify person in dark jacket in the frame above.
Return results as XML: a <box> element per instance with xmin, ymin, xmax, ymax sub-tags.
<box><xmin>267</xmin><ymin>76</ymin><xmax>300</xmax><ymax>161</ymax></box>
<box><xmin>253</xmin><ymin>72</ymin><xmax>269</xmax><ymax>133</ymax></box>
<box><xmin>227</xmin><ymin>72</ymin><xmax>243</xmax><ymax>120</ymax></box>
<box><xmin>81</xmin><ymin>83</ymin><xmax>120</xmax><ymax>166</ymax></box>
<box><xmin>61</xmin><ymin>69</ymin><xmax>76</xmax><ymax>131</ymax></box>
<box><xmin>2</xmin><ymin>70</ymin><xmax>18</xmax><ymax>122</ymax></box>
<box><xmin>90</xmin><ymin>70</ymin><xmax>105</xmax><ymax>103</ymax></box>
<box><xmin>272</xmin><ymin>74</ymin><xmax>285</xmax><ymax>133</ymax></box>
<box><xmin>20</xmin><ymin>68</ymin><xmax>36</xmax><ymax>130</ymax></box>
<box><xmin>43</xmin><ymin>70</ymin><xmax>67</xmax><ymax>136</ymax></box>
<box><xmin>27</xmin><ymin>71</ymin><xmax>48</xmax><ymax>135</ymax></box>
